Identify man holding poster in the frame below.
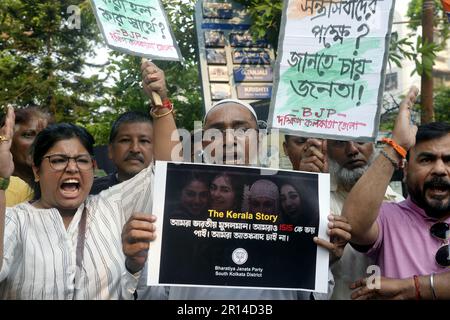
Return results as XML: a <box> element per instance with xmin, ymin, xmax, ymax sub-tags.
<box><xmin>136</xmin><ymin>79</ymin><xmax>353</xmax><ymax>300</ymax></box>
<box><xmin>268</xmin><ymin>0</ymin><xmax>395</xmax><ymax>142</ymax></box>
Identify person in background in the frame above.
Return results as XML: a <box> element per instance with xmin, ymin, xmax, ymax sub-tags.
<box><xmin>283</xmin><ymin>135</ymin><xmax>325</xmax><ymax>172</ymax></box>
<box><xmin>5</xmin><ymin>106</ymin><xmax>52</xmax><ymax>206</ymax></box>
<box><xmin>90</xmin><ymin>111</ymin><xmax>153</xmax><ymax>195</ymax></box>
<box><xmin>344</xmin><ymin>87</ymin><xmax>450</xmax><ymax>300</ymax></box>
<box><xmin>283</xmin><ymin>132</ymin><xmax>404</xmax><ymax>299</ymax></box>
<box><xmin>137</xmin><ymin>91</ymin><xmax>352</xmax><ymax>300</ymax></box>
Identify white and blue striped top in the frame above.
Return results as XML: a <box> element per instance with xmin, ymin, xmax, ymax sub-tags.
<box><xmin>0</xmin><ymin>164</ymin><xmax>154</xmax><ymax>299</ymax></box>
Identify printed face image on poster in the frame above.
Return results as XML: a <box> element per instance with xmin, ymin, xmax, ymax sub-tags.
<box><xmin>205</xmin><ymin>30</ymin><xmax>226</xmax><ymax>47</ymax></box>
<box><xmin>268</xmin><ymin>0</ymin><xmax>395</xmax><ymax>141</ymax></box>
<box><xmin>208</xmin><ymin>66</ymin><xmax>229</xmax><ymax>82</ymax></box>
<box><xmin>148</xmin><ymin>162</ymin><xmax>330</xmax><ymax>293</ymax></box>
<box><xmin>206</xmin><ymin>48</ymin><xmax>227</xmax><ymax>65</ymax></box>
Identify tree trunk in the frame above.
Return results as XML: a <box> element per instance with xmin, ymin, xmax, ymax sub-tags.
<box><xmin>421</xmin><ymin>0</ymin><xmax>435</xmax><ymax>124</ymax></box>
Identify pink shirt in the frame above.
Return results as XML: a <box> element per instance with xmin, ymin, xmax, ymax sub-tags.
<box><xmin>367</xmin><ymin>197</ymin><xmax>450</xmax><ymax>279</ymax></box>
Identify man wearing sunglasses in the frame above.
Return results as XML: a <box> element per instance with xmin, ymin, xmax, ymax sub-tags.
<box><xmin>343</xmin><ymin>86</ymin><xmax>450</xmax><ymax>300</ymax></box>
<box><xmin>284</xmin><ymin>135</ymin><xmax>404</xmax><ymax>300</ymax></box>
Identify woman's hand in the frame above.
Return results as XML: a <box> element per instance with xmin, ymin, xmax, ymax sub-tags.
<box><xmin>122</xmin><ymin>213</ymin><xmax>157</xmax><ymax>274</ymax></box>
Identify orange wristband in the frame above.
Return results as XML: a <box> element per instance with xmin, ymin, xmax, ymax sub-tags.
<box><xmin>381</xmin><ymin>138</ymin><xmax>407</xmax><ymax>159</ymax></box>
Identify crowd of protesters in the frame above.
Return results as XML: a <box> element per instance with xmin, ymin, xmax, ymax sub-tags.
<box><xmin>0</xmin><ymin>61</ymin><xmax>448</xmax><ymax>300</ymax></box>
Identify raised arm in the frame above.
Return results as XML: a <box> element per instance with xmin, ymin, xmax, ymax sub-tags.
<box><xmin>0</xmin><ymin>107</ymin><xmax>16</xmax><ymax>272</ymax></box>
<box><xmin>141</xmin><ymin>60</ymin><xmax>180</xmax><ymax>161</ymax></box>
<box><xmin>342</xmin><ymin>87</ymin><xmax>419</xmax><ymax>245</ymax></box>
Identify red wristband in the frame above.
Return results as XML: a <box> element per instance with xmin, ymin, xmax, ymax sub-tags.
<box><xmin>150</xmin><ymin>98</ymin><xmax>174</xmax><ymax>118</ymax></box>
<box><xmin>161</xmin><ymin>98</ymin><xmax>173</xmax><ymax>110</ymax></box>
<box><xmin>413</xmin><ymin>275</ymin><xmax>421</xmax><ymax>300</ymax></box>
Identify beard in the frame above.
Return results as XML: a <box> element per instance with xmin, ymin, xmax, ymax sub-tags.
<box><xmin>328</xmin><ymin>150</ymin><xmax>376</xmax><ymax>191</ymax></box>
<box><xmin>408</xmin><ymin>176</ymin><xmax>450</xmax><ymax>219</ymax></box>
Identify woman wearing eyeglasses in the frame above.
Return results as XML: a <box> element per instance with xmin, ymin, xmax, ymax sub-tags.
<box><xmin>0</xmin><ymin>62</ymin><xmax>176</xmax><ymax>299</ymax></box>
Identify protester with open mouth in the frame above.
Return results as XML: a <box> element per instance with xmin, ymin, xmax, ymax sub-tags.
<box><xmin>0</xmin><ymin>61</ymin><xmax>177</xmax><ymax>299</ymax></box>
<box><xmin>344</xmin><ymin>87</ymin><xmax>450</xmax><ymax>300</ymax></box>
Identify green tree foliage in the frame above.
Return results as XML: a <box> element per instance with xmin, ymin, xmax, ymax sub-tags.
<box><xmin>434</xmin><ymin>86</ymin><xmax>450</xmax><ymax>123</ymax></box>
<box><xmin>0</xmin><ymin>0</ymin><xmax>203</xmax><ymax>144</ymax></box>
<box><xmin>0</xmin><ymin>0</ymin><xmax>104</xmax><ymax>120</ymax></box>
<box><xmin>234</xmin><ymin>0</ymin><xmax>283</xmax><ymax>48</ymax></box>
<box><xmin>95</xmin><ymin>0</ymin><xmax>202</xmax><ymax>142</ymax></box>
<box><xmin>388</xmin><ymin>0</ymin><xmax>449</xmax><ymax>78</ymax></box>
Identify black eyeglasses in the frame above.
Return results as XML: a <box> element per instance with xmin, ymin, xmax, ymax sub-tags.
<box><xmin>43</xmin><ymin>154</ymin><xmax>94</xmax><ymax>172</ymax></box>
<box><xmin>430</xmin><ymin>222</ymin><xmax>450</xmax><ymax>267</ymax></box>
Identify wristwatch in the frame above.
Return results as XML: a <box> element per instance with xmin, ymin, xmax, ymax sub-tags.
<box><xmin>0</xmin><ymin>177</ymin><xmax>10</xmax><ymax>190</ymax></box>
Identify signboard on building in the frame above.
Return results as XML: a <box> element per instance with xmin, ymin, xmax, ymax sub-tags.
<box><xmin>195</xmin><ymin>0</ymin><xmax>276</xmax><ymax>123</ymax></box>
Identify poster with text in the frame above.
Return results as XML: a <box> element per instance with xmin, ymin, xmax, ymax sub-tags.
<box><xmin>90</xmin><ymin>0</ymin><xmax>182</xmax><ymax>60</ymax></box>
<box><xmin>148</xmin><ymin>161</ymin><xmax>330</xmax><ymax>293</ymax></box>
<box><xmin>268</xmin><ymin>0</ymin><xmax>395</xmax><ymax>141</ymax></box>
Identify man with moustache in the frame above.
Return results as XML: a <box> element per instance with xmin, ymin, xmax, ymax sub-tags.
<box><xmin>344</xmin><ymin>86</ymin><xmax>450</xmax><ymax>299</ymax></box>
<box><xmin>137</xmin><ymin>96</ymin><xmax>354</xmax><ymax>300</ymax></box>
<box><xmin>90</xmin><ymin>111</ymin><xmax>153</xmax><ymax>195</ymax></box>
<box><xmin>283</xmin><ymin>135</ymin><xmax>403</xmax><ymax>299</ymax></box>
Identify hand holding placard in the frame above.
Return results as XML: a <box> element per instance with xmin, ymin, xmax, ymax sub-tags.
<box><xmin>141</xmin><ymin>58</ymin><xmax>167</xmax><ymax>107</ymax></box>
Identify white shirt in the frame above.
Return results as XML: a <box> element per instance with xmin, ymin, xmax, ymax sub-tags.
<box><xmin>329</xmin><ymin>177</ymin><xmax>404</xmax><ymax>300</ymax></box>
<box><xmin>0</xmin><ymin>164</ymin><xmax>154</xmax><ymax>300</ymax></box>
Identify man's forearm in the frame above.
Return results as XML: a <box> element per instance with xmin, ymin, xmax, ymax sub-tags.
<box><xmin>430</xmin><ymin>272</ymin><xmax>450</xmax><ymax>300</ymax></box>
<box><xmin>152</xmin><ymin>109</ymin><xmax>179</xmax><ymax>161</ymax></box>
<box><xmin>342</xmin><ymin>146</ymin><xmax>399</xmax><ymax>244</ymax></box>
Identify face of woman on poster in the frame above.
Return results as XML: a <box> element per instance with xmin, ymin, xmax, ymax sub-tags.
<box><xmin>180</xmin><ymin>179</ymin><xmax>209</xmax><ymax>217</ymax></box>
<box><xmin>210</xmin><ymin>175</ymin><xmax>236</xmax><ymax>212</ymax></box>
<box><xmin>280</xmin><ymin>184</ymin><xmax>302</xmax><ymax>219</ymax></box>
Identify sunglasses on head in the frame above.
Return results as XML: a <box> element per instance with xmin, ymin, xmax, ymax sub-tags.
<box><xmin>430</xmin><ymin>222</ymin><xmax>450</xmax><ymax>267</ymax></box>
